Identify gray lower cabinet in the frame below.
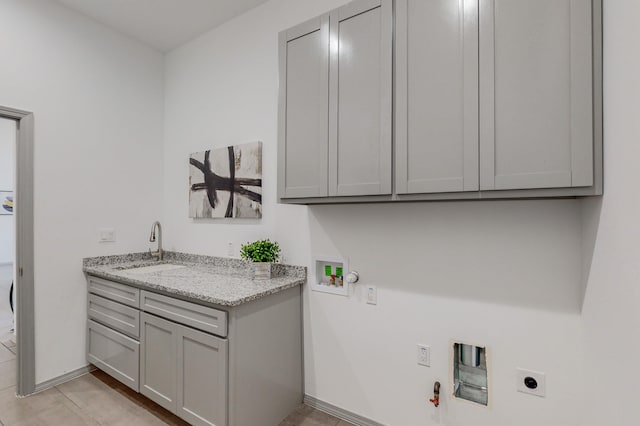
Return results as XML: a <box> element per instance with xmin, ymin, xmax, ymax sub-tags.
<box><xmin>141</xmin><ymin>290</ymin><xmax>227</xmax><ymax>337</ymax></box>
<box><xmin>278</xmin><ymin>0</ymin><xmax>393</xmax><ymax>200</ymax></box>
<box><xmin>87</xmin><ymin>319</ymin><xmax>140</xmax><ymax>392</ymax></box>
<box><xmin>140</xmin><ymin>312</ymin><xmax>228</xmax><ymax>426</ymax></box>
<box><xmin>177</xmin><ymin>324</ymin><xmax>228</xmax><ymax>426</ymax></box>
<box><xmin>88</xmin><ymin>293</ymin><xmax>140</xmax><ymax>339</ymax></box>
<box><xmin>87</xmin><ymin>276</ymin><xmax>302</xmax><ymax>426</ymax></box>
<box><xmin>88</xmin><ymin>275</ymin><xmax>140</xmax><ymax>308</ymax></box>
<box><xmin>140</xmin><ymin>312</ymin><xmax>178</xmax><ymax>412</ymax></box>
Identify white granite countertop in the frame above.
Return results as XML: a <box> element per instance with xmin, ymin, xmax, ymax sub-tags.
<box><xmin>83</xmin><ymin>252</ymin><xmax>306</xmax><ymax>307</ymax></box>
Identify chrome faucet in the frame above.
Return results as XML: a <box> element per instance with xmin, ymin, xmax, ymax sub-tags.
<box><xmin>149</xmin><ymin>221</ymin><xmax>163</xmax><ymax>261</ymax></box>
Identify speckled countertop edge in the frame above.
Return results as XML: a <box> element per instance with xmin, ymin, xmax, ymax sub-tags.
<box><xmin>83</xmin><ymin>252</ymin><xmax>306</xmax><ymax>307</ymax></box>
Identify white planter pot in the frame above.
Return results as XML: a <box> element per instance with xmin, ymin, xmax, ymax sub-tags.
<box><xmin>254</xmin><ymin>262</ymin><xmax>272</xmax><ymax>280</ymax></box>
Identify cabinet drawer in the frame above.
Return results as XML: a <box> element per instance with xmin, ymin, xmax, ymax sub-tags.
<box><xmin>141</xmin><ymin>291</ymin><xmax>227</xmax><ymax>337</ymax></box>
<box><xmin>87</xmin><ymin>320</ymin><xmax>139</xmax><ymax>392</ymax></box>
<box><xmin>88</xmin><ymin>275</ymin><xmax>140</xmax><ymax>308</ymax></box>
<box><xmin>88</xmin><ymin>294</ymin><xmax>140</xmax><ymax>339</ymax></box>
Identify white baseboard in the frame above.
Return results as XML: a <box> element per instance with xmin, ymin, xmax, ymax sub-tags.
<box><xmin>33</xmin><ymin>364</ymin><xmax>95</xmax><ymax>394</ymax></box>
<box><xmin>304</xmin><ymin>395</ymin><xmax>387</xmax><ymax>426</ymax></box>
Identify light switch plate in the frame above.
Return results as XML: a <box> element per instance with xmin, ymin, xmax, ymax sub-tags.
<box><xmin>98</xmin><ymin>228</ymin><xmax>116</xmax><ymax>243</ymax></box>
<box><xmin>366</xmin><ymin>285</ymin><xmax>377</xmax><ymax>305</ymax></box>
<box><xmin>517</xmin><ymin>368</ymin><xmax>546</xmax><ymax>397</ymax></box>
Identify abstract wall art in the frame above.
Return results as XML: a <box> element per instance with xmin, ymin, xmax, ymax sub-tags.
<box><xmin>189</xmin><ymin>141</ymin><xmax>262</xmax><ymax>218</ymax></box>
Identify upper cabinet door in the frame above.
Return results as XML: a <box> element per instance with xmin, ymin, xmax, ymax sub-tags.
<box><xmin>479</xmin><ymin>0</ymin><xmax>594</xmax><ymax>190</ymax></box>
<box><xmin>278</xmin><ymin>17</ymin><xmax>329</xmax><ymax>199</ymax></box>
<box><xmin>328</xmin><ymin>0</ymin><xmax>393</xmax><ymax>196</ymax></box>
<box><xmin>396</xmin><ymin>0</ymin><xmax>479</xmax><ymax>194</ymax></box>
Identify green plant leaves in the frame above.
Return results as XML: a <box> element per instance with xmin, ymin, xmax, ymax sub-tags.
<box><xmin>239</xmin><ymin>239</ymin><xmax>281</xmax><ymax>263</ymax></box>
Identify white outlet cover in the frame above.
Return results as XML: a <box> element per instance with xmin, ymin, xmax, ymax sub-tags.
<box><xmin>417</xmin><ymin>344</ymin><xmax>430</xmax><ymax>367</ymax></box>
<box><xmin>517</xmin><ymin>368</ymin><xmax>546</xmax><ymax>397</ymax></box>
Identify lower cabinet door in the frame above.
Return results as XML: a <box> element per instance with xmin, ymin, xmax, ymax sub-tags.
<box><xmin>177</xmin><ymin>325</ymin><xmax>228</xmax><ymax>426</ymax></box>
<box><xmin>140</xmin><ymin>313</ymin><xmax>178</xmax><ymax>412</ymax></box>
<box><xmin>87</xmin><ymin>320</ymin><xmax>139</xmax><ymax>391</ymax></box>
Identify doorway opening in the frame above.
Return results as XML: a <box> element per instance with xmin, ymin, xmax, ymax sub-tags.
<box><xmin>0</xmin><ymin>118</ymin><xmax>16</xmax><ymax>355</ymax></box>
<box><xmin>0</xmin><ymin>106</ymin><xmax>34</xmax><ymax>396</ymax></box>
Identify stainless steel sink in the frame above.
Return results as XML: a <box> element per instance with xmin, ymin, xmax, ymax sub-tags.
<box><xmin>122</xmin><ymin>264</ymin><xmax>186</xmax><ymax>274</ymax></box>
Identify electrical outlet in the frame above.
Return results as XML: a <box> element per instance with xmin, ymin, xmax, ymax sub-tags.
<box><xmin>517</xmin><ymin>368</ymin><xmax>546</xmax><ymax>397</ymax></box>
<box><xmin>98</xmin><ymin>228</ymin><xmax>116</xmax><ymax>243</ymax></box>
<box><xmin>227</xmin><ymin>241</ymin><xmax>234</xmax><ymax>257</ymax></box>
<box><xmin>366</xmin><ymin>285</ymin><xmax>377</xmax><ymax>305</ymax></box>
<box><xmin>417</xmin><ymin>344</ymin><xmax>430</xmax><ymax>367</ymax></box>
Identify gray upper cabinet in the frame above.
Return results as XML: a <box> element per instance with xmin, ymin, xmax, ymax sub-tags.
<box><xmin>278</xmin><ymin>0</ymin><xmax>601</xmax><ymax>203</ymax></box>
<box><xmin>329</xmin><ymin>0</ymin><xmax>392</xmax><ymax>196</ymax></box>
<box><xmin>278</xmin><ymin>0</ymin><xmax>392</xmax><ymax>200</ymax></box>
<box><xmin>395</xmin><ymin>0</ymin><xmax>479</xmax><ymax>194</ymax></box>
<box><xmin>479</xmin><ymin>0</ymin><xmax>594</xmax><ymax>191</ymax></box>
<box><xmin>278</xmin><ymin>16</ymin><xmax>329</xmax><ymax>198</ymax></box>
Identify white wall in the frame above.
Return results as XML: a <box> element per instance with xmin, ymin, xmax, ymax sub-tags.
<box><xmin>581</xmin><ymin>1</ymin><xmax>640</xmax><ymax>424</ymax></box>
<box><xmin>0</xmin><ymin>118</ymin><xmax>16</xmax><ymax>264</ymax></box>
<box><xmin>163</xmin><ymin>0</ymin><xmax>347</xmax><ymax>256</ymax></box>
<box><xmin>164</xmin><ymin>1</ymin><xmax>586</xmax><ymax>424</ymax></box>
<box><xmin>0</xmin><ymin>0</ymin><xmax>164</xmax><ymax>383</ymax></box>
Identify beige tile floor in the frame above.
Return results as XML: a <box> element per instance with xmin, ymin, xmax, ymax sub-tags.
<box><xmin>0</xmin><ymin>348</ymin><xmax>352</xmax><ymax>426</ymax></box>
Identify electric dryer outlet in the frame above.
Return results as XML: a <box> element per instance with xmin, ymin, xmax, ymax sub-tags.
<box><xmin>517</xmin><ymin>368</ymin><xmax>546</xmax><ymax>397</ymax></box>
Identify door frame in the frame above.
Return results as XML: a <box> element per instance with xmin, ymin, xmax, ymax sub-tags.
<box><xmin>0</xmin><ymin>105</ymin><xmax>35</xmax><ymax>396</ymax></box>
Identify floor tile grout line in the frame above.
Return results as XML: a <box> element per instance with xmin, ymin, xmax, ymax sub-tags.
<box><xmin>0</xmin><ymin>343</ymin><xmax>14</xmax><ymax>351</ymax></box>
<box><xmin>0</xmin><ymin>358</ymin><xmax>15</xmax><ymax>391</ymax></box>
<box><xmin>54</xmin><ymin>382</ymin><xmax>108</xmax><ymax>426</ymax></box>
<box><xmin>0</xmin><ymin>342</ymin><xmax>15</xmax><ymax>351</ymax></box>
<box><xmin>54</xmin><ymin>385</ymin><xmax>88</xmax><ymax>411</ymax></box>
<box><xmin>0</xmin><ymin>345</ymin><xmax>16</xmax><ymax>356</ymax></box>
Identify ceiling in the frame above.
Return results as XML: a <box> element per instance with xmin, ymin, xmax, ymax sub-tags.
<box><xmin>55</xmin><ymin>0</ymin><xmax>270</xmax><ymax>52</ymax></box>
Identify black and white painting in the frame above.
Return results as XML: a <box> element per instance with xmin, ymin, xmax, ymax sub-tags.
<box><xmin>189</xmin><ymin>141</ymin><xmax>262</xmax><ymax>218</ymax></box>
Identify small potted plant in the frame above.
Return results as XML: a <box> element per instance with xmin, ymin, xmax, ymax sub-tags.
<box><xmin>240</xmin><ymin>239</ymin><xmax>281</xmax><ymax>280</ymax></box>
